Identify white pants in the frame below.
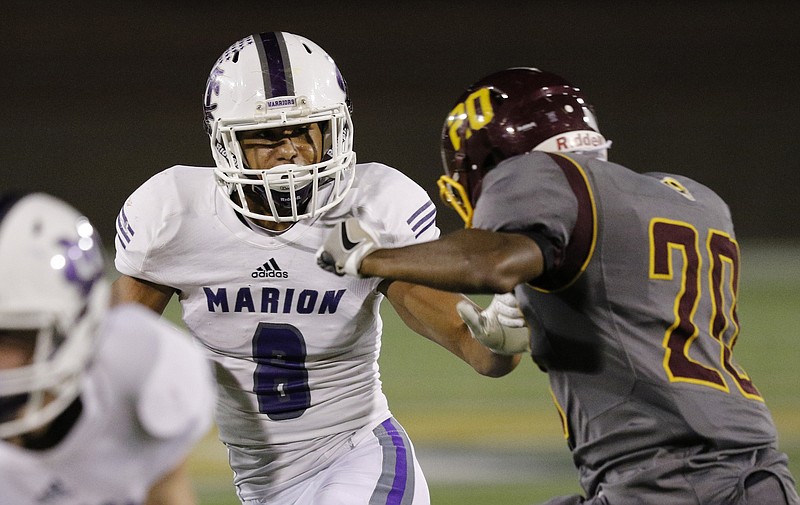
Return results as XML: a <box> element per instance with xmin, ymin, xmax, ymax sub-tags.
<box><xmin>232</xmin><ymin>416</ymin><xmax>430</xmax><ymax>505</ymax></box>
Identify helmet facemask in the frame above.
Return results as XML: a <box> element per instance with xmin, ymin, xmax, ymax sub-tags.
<box><xmin>210</xmin><ymin>100</ymin><xmax>355</xmax><ymax>223</ymax></box>
<box><xmin>0</xmin><ymin>291</ymin><xmax>104</xmax><ymax>439</ymax></box>
<box><xmin>204</xmin><ymin>32</ymin><xmax>357</xmax><ymax>224</ymax></box>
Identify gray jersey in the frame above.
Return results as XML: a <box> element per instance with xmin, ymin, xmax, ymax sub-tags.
<box><xmin>474</xmin><ymin>151</ymin><xmax>778</xmax><ymax>495</ymax></box>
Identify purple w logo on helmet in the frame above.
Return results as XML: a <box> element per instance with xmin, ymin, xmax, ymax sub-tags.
<box><xmin>57</xmin><ymin>236</ymin><xmax>104</xmax><ymax>296</ymax></box>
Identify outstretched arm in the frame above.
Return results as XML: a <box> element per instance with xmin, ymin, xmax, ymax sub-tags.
<box><xmin>316</xmin><ymin>219</ymin><xmax>543</xmax><ymax>363</ymax></box>
<box><xmin>362</xmin><ymin>228</ymin><xmax>545</xmax><ymax>294</ymax></box>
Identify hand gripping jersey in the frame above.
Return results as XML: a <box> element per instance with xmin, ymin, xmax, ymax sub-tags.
<box><xmin>474</xmin><ymin>151</ymin><xmax>780</xmax><ymax>499</ymax></box>
<box><xmin>114</xmin><ymin>163</ymin><xmax>438</xmax><ymax>449</ymax></box>
<box><xmin>0</xmin><ymin>304</ymin><xmax>215</xmax><ymax>505</ymax></box>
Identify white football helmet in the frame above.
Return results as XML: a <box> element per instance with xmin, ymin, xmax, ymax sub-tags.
<box><xmin>203</xmin><ymin>31</ymin><xmax>356</xmax><ymax>222</ymax></box>
<box><xmin>0</xmin><ymin>193</ymin><xmax>109</xmax><ymax>439</ymax></box>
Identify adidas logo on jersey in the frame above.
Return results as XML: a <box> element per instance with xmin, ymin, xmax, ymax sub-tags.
<box><xmin>252</xmin><ymin>258</ymin><xmax>289</xmax><ymax>278</ymax></box>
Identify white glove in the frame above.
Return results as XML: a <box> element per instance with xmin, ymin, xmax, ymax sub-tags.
<box><xmin>316</xmin><ymin>217</ymin><xmax>380</xmax><ymax>277</ymax></box>
<box><xmin>456</xmin><ymin>293</ymin><xmax>531</xmax><ymax>355</ymax></box>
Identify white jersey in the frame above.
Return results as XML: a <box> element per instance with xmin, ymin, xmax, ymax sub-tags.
<box><xmin>114</xmin><ymin>163</ymin><xmax>439</xmax><ymax>447</ymax></box>
<box><xmin>0</xmin><ymin>304</ymin><xmax>215</xmax><ymax>505</ymax></box>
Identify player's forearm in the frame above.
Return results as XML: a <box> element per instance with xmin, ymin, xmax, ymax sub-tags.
<box><xmin>360</xmin><ymin>229</ymin><xmax>543</xmax><ymax>294</ymax></box>
<box><xmin>385</xmin><ymin>283</ymin><xmax>519</xmax><ymax>377</ymax></box>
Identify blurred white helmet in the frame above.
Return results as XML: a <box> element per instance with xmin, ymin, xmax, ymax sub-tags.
<box><xmin>203</xmin><ymin>31</ymin><xmax>356</xmax><ymax>222</ymax></box>
<box><xmin>0</xmin><ymin>193</ymin><xmax>108</xmax><ymax>439</ymax></box>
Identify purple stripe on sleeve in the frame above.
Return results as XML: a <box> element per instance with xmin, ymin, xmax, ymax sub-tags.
<box><xmin>411</xmin><ymin>208</ymin><xmax>436</xmax><ymax>232</ymax></box>
<box><xmin>414</xmin><ymin>218</ymin><xmax>435</xmax><ymax>239</ymax></box>
<box><xmin>115</xmin><ymin>209</ymin><xmax>135</xmax><ymax>249</ymax></box>
<box><xmin>406</xmin><ymin>200</ymin><xmax>434</xmax><ymax>224</ymax></box>
<box><xmin>116</xmin><ymin>210</ymin><xmax>131</xmax><ymax>243</ymax></box>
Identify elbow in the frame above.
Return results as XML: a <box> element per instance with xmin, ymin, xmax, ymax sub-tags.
<box><xmin>469</xmin><ymin>264</ymin><xmax>526</xmax><ymax>294</ymax></box>
<box><xmin>478</xmin><ymin>366</ymin><xmax>511</xmax><ymax>379</ymax></box>
<box><xmin>490</xmin><ymin>274</ymin><xmax>524</xmax><ymax>294</ymax></box>
<box><xmin>464</xmin><ymin>246</ymin><xmax>537</xmax><ymax>294</ymax></box>
<box><xmin>473</xmin><ymin>354</ymin><xmax>521</xmax><ymax>378</ymax></box>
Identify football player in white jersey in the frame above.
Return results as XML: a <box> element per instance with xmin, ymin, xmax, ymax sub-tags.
<box><xmin>111</xmin><ymin>31</ymin><xmax>527</xmax><ymax>505</ymax></box>
<box><xmin>0</xmin><ymin>192</ymin><xmax>215</xmax><ymax>505</ymax></box>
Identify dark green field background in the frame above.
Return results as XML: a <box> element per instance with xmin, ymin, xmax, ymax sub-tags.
<box><xmin>176</xmin><ymin>242</ymin><xmax>800</xmax><ymax>504</ymax></box>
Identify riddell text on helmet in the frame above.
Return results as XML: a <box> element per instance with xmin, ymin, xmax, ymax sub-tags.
<box><xmin>556</xmin><ymin>132</ymin><xmax>604</xmax><ymax>150</ymax></box>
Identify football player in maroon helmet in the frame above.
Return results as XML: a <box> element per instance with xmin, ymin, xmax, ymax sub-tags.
<box><xmin>318</xmin><ymin>67</ymin><xmax>799</xmax><ymax>505</ymax></box>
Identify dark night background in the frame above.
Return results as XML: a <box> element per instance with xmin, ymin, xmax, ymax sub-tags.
<box><xmin>3</xmin><ymin>1</ymin><xmax>800</xmax><ymax>244</ymax></box>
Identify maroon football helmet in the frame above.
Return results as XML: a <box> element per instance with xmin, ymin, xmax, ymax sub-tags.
<box><xmin>437</xmin><ymin>67</ymin><xmax>609</xmax><ymax>227</ymax></box>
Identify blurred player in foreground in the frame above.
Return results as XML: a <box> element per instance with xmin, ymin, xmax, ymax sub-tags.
<box><xmin>317</xmin><ymin>67</ymin><xmax>800</xmax><ymax>504</ymax></box>
<box><xmin>0</xmin><ymin>192</ymin><xmax>215</xmax><ymax>504</ymax></box>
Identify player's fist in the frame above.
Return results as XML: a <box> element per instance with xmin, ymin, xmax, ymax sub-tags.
<box><xmin>316</xmin><ymin>218</ymin><xmax>380</xmax><ymax>277</ymax></box>
<box><xmin>457</xmin><ymin>293</ymin><xmax>531</xmax><ymax>355</ymax></box>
